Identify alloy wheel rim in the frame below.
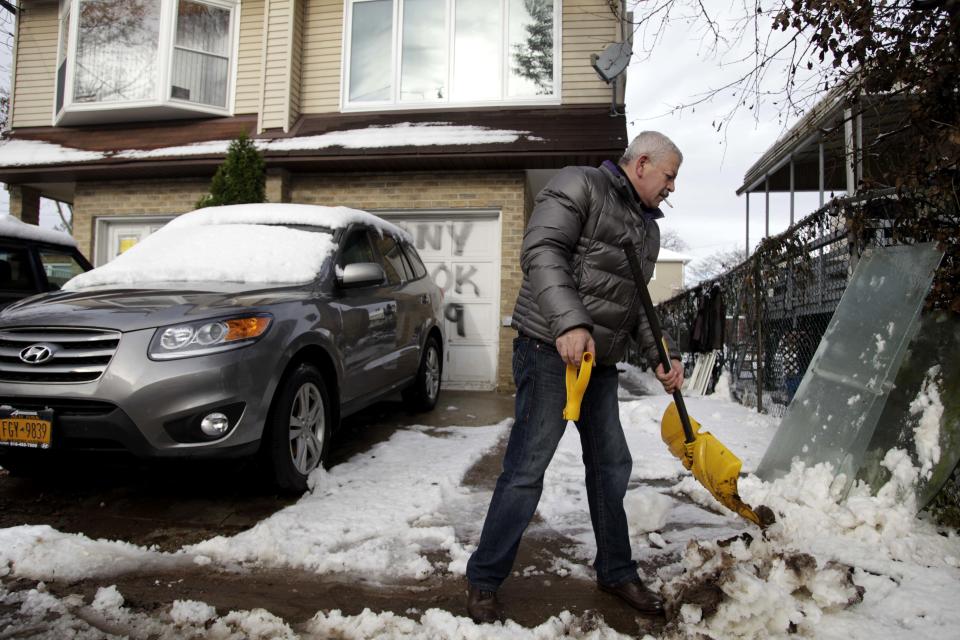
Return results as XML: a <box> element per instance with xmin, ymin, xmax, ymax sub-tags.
<box><xmin>425</xmin><ymin>346</ymin><xmax>440</xmax><ymax>401</ymax></box>
<box><xmin>288</xmin><ymin>382</ymin><xmax>324</xmax><ymax>474</ymax></box>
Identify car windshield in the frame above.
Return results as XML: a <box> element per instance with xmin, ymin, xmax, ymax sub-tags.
<box><xmin>38</xmin><ymin>249</ymin><xmax>87</xmax><ymax>289</ymax></box>
<box><xmin>64</xmin><ymin>223</ymin><xmax>337</xmax><ymax>290</ymax></box>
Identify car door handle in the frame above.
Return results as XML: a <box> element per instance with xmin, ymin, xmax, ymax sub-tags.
<box><xmin>419</xmin><ymin>294</ymin><xmax>430</xmax><ymax>305</ymax></box>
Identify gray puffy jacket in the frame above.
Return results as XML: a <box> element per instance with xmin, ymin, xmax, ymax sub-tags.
<box><xmin>512</xmin><ymin>161</ymin><xmax>679</xmax><ymax>365</ymax></box>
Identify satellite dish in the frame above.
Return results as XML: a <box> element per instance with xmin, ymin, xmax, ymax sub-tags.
<box><xmin>591</xmin><ymin>41</ymin><xmax>632</xmax><ymax>84</ymax></box>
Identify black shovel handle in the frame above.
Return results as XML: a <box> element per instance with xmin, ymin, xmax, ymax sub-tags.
<box><xmin>622</xmin><ymin>240</ymin><xmax>696</xmax><ymax>444</ymax></box>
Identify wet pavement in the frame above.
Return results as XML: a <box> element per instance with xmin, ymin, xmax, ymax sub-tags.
<box><xmin>0</xmin><ymin>389</ymin><xmax>665</xmax><ymax>637</ymax></box>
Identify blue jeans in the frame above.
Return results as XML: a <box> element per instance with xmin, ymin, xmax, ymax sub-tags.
<box><xmin>466</xmin><ymin>336</ymin><xmax>638</xmax><ymax>590</ymax></box>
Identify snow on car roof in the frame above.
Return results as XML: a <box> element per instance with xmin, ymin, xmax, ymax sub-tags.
<box><xmin>163</xmin><ymin>203</ymin><xmax>410</xmax><ymax>240</ymax></box>
<box><xmin>63</xmin><ymin>203</ymin><xmax>405</xmax><ymax>290</ymax></box>
<box><xmin>0</xmin><ymin>215</ymin><xmax>77</xmax><ymax>247</ymax></box>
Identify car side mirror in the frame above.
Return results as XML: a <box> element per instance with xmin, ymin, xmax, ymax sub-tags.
<box><xmin>338</xmin><ymin>262</ymin><xmax>385</xmax><ymax>288</ymax></box>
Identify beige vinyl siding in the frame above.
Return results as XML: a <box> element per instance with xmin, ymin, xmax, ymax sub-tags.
<box><xmin>299</xmin><ymin>0</ymin><xmax>343</xmax><ymax>114</ymax></box>
<box><xmin>288</xmin><ymin>0</ymin><xmax>305</xmax><ymax>123</ymax></box>
<box><xmin>11</xmin><ymin>0</ymin><xmax>58</xmax><ymax>128</ymax></box>
<box><xmin>235</xmin><ymin>0</ymin><xmax>266</xmax><ymax>114</ymax></box>
<box><xmin>561</xmin><ymin>0</ymin><xmax>620</xmax><ymax>105</ymax></box>
<box><xmin>260</xmin><ymin>0</ymin><xmax>294</xmax><ymax>131</ymax></box>
<box><xmin>297</xmin><ymin>0</ymin><xmax>618</xmax><ymax>113</ymax></box>
<box><xmin>649</xmin><ymin>261</ymin><xmax>686</xmax><ymax>304</ymax></box>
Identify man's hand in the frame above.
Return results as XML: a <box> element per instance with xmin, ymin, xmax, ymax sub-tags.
<box><xmin>655</xmin><ymin>359</ymin><xmax>683</xmax><ymax>394</ymax></box>
<box><xmin>555</xmin><ymin>328</ymin><xmax>595</xmax><ymax>366</ymax></box>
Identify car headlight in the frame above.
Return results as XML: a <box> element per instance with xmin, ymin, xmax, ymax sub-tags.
<box><xmin>149</xmin><ymin>315</ymin><xmax>272</xmax><ymax>360</ymax></box>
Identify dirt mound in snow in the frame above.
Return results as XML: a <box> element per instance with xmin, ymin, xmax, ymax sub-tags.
<box><xmin>660</xmin><ymin>533</ymin><xmax>864</xmax><ymax>639</ymax></box>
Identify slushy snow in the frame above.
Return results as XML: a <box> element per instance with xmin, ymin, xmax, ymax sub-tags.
<box><xmin>1</xmin><ymin>364</ymin><xmax>958</xmax><ymax>639</ymax></box>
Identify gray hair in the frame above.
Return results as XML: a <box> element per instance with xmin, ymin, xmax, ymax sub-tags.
<box><xmin>619</xmin><ymin>131</ymin><xmax>683</xmax><ymax>165</ymax></box>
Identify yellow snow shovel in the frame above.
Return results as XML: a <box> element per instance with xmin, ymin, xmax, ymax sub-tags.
<box><xmin>563</xmin><ymin>351</ymin><xmax>594</xmax><ymax>421</ymax></box>
<box><xmin>622</xmin><ymin>241</ymin><xmax>765</xmax><ymax>527</ymax></box>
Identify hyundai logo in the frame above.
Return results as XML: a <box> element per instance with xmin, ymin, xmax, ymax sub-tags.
<box><xmin>19</xmin><ymin>344</ymin><xmax>55</xmax><ymax>364</ymax></box>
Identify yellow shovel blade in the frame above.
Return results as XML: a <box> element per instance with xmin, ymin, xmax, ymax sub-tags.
<box><xmin>661</xmin><ymin>402</ymin><xmax>763</xmax><ymax>527</ymax></box>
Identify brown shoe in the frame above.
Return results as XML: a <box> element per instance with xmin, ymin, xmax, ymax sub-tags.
<box><xmin>467</xmin><ymin>584</ymin><xmax>504</xmax><ymax>624</ymax></box>
<box><xmin>598</xmin><ymin>578</ymin><xmax>665</xmax><ymax>616</ymax></box>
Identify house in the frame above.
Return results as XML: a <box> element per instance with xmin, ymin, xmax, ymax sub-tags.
<box><xmin>0</xmin><ymin>0</ymin><xmax>637</xmax><ymax>391</ymax></box>
<box><xmin>649</xmin><ymin>247</ymin><xmax>690</xmax><ymax>304</ymax></box>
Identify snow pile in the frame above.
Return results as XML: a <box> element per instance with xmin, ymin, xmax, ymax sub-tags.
<box><xmin>616</xmin><ymin>362</ymin><xmax>666</xmax><ymax>396</ymax></box>
<box><xmin>711</xmin><ymin>371</ymin><xmax>734</xmax><ymax>400</ymax></box>
<box><xmin>187</xmin><ymin>423</ymin><xmax>509</xmax><ymax>580</ymax></box>
<box><xmin>0</xmin><ymin>214</ymin><xmax>76</xmax><ymax>246</ymax></box>
<box><xmin>624</xmin><ymin>488</ymin><xmax>673</xmax><ymax>534</ymax></box>
<box><xmin>2</xmin><ymin>580</ymin><xmax>636</xmax><ymax>640</ymax></box>
<box><xmin>909</xmin><ymin>365</ymin><xmax>943</xmax><ymax>479</ymax></box>
<box><xmin>0</xmin><ymin>582</ymin><xmax>300</xmax><ymax>639</ymax></box>
<box><xmin>0</xmin><ymin>525</ymin><xmax>191</xmax><ymax>581</ymax></box>
<box><xmin>307</xmin><ymin>608</ymin><xmax>632</xmax><ymax>639</ymax></box>
<box><xmin>660</xmin><ymin>446</ymin><xmax>960</xmax><ymax>639</ymax></box>
<box><xmin>661</xmin><ymin>535</ymin><xmax>863</xmax><ymax>638</ymax></box>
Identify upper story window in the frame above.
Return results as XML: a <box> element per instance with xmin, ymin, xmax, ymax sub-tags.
<box><xmin>344</xmin><ymin>0</ymin><xmax>559</xmax><ymax>111</ymax></box>
<box><xmin>55</xmin><ymin>0</ymin><xmax>238</xmax><ymax>126</ymax></box>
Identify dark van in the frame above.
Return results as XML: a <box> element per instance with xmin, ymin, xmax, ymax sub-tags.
<box><xmin>0</xmin><ymin>219</ymin><xmax>92</xmax><ymax>309</ymax></box>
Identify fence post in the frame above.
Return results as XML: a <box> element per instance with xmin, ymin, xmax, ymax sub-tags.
<box><xmin>754</xmin><ymin>256</ymin><xmax>764</xmax><ymax>414</ymax></box>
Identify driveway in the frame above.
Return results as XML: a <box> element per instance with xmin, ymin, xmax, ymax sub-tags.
<box><xmin>0</xmin><ymin>389</ymin><xmax>659</xmax><ymax>636</ymax></box>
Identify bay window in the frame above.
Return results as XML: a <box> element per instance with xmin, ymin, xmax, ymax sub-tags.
<box><xmin>55</xmin><ymin>0</ymin><xmax>238</xmax><ymax>125</ymax></box>
<box><xmin>344</xmin><ymin>0</ymin><xmax>559</xmax><ymax>110</ymax></box>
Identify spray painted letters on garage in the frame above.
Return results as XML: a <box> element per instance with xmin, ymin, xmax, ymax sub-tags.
<box><xmin>383</xmin><ymin>212</ymin><xmax>501</xmax><ymax>390</ymax></box>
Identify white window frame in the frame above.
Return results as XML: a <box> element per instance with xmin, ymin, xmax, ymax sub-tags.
<box><xmin>55</xmin><ymin>0</ymin><xmax>240</xmax><ymax>126</ymax></box>
<box><xmin>341</xmin><ymin>0</ymin><xmax>562</xmax><ymax>112</ymax></box>
<box><xmin>94</xmin><ymin>215</ymin><xmax>175</xmax><ymax>266</ymax></box>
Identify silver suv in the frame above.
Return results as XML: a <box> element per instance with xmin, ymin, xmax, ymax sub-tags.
<box><xmin>0</xmin><ymin>204</ymin><xmax>444</xmax><ymax>492</ymax></box>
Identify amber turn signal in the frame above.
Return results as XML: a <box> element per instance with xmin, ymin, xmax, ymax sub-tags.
<box><xmin>225</xmin><ymin>316</ymin><xmax>272</xmax><ymax>341</ymax></box>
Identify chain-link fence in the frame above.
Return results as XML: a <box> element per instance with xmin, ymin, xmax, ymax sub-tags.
<box><xmin>648</xmin><ymin>189</ymin><xmax>959</xmax><ymax>523</ymax></box>
<box><xmin>652</xmin><ymin>189</ymin><xmax>955</xmax><ymax>416</ymax></box>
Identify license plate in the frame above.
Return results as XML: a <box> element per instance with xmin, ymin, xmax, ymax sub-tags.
<box><xmin>0</xmin><ymin>407</ymin><xmax>53</xmax><ymax>449</ymax></box>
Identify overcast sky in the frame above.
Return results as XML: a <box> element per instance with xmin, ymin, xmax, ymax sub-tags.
<box><xmin>0</xmin><ymin>2</ymin><xmax>830</xmax><ymax>257</ymax></box>
<box><xmin>621</xmin><ymin>2</ymin><xmax>826</xmax><ymax>260</ymax></box>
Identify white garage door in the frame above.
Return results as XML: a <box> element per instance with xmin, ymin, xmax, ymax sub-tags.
<box><xmin>383</xmin><ymin>212</ymin><xmax>501</xmax><ymax>390</ymax></box>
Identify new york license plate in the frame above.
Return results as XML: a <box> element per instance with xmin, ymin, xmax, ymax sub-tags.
<box><xmin>0</xmin><ymin>407</ymin><xmax>53</xmax><ymax>449</ymax></box>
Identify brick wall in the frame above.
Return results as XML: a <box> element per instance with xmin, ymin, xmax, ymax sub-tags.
<box><xmin>292</xmin><ymin>171</ymin><xmax>525</xmax><ymax>391</ymax></box>
<box><xmin>72</xmin><ymin>179</ymin><xmax>210</xmax><ymax>259</ymax></box>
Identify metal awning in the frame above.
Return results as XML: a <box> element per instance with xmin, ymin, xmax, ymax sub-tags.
<box><xmin>737</xmin><ymin>76</ymin><xmax>911</xmax><ymax>252</ymax></box>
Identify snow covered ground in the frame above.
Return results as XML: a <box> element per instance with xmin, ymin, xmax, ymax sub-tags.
<box><xmin>1</xmin><ymin>366</ymin><xmax>958</xmax><ymax>639</ymax></box>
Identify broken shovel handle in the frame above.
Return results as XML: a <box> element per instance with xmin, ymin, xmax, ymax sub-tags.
<box><xmin>563</xmin><ymin>351</ymin><xmax>594</xmax><ymax>421</ymax></box>
<box><xmin>622</xmin><ymin>241</ymin><xmax>696</xmax><ymax>444</ymax></box>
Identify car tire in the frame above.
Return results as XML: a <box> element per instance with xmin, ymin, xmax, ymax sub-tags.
<box><xmin>402</xmin><ymin>335</ymin><xmax>442</xmax><ymax>412</ymax></box>
<box><xmin>265</xmin><ymin>363</ymin><xmax>331</xmax><ymax>493</ymax></box>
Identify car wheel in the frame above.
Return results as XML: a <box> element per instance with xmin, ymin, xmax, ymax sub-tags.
<box><xmin>266</xmin><ymin>363</ymin><xmax>331</xmax><ymax>493</ymax></box>
<box><xmin>402</xmin><ymin>335</ymin><xmax>442</xmax><ymax>412</ymax></box>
